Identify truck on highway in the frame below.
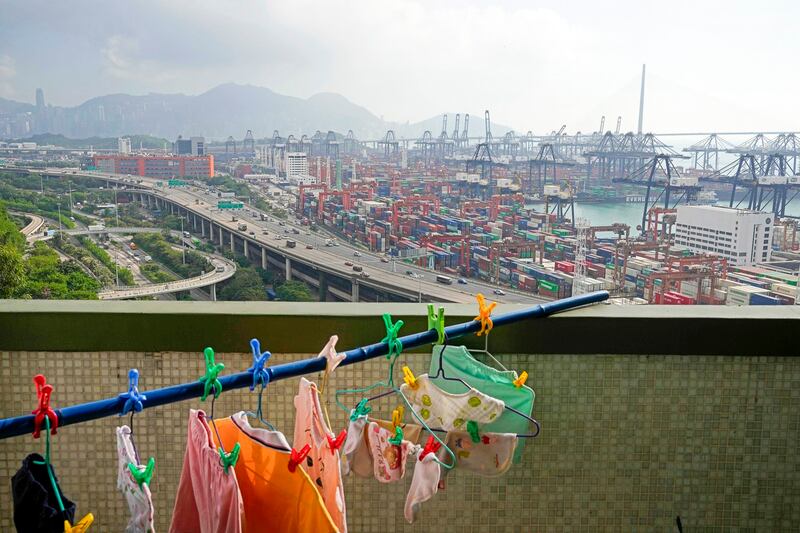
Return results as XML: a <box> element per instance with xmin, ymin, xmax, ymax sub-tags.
<box><xmin>215</xmin><ymin>265</ymin><xmax>225</xmax><ymax>273</ymax></box>
<box><xmin>435</xmin><ymin>275</ymin><xmax>454</xmax><ymax>285</ymax></box>
<box><xmin>231</xmin><ymin>216</ymin><xmax>238</xmax><ymax>222</ymax></box>
<box><xmin>87</xmin><ymin>224</ymin><xmax>105</xmax><ymax>231</ymax></box>
<box><xmin>286</xmin><ymin>240</ymin><xmax>297</xmax><ymax>248</ymax></box>
<box><xmin>183</xmin><ymin>231</ymin><xmax>191</xmax><ymax>238</ymax></box>
<box><xmin>237</xmin><ymin>223</ymin><xmax>247</xmax><ymax>231</ymax></box>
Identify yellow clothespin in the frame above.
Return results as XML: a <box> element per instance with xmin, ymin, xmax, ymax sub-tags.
<box><xmin>513</xmin><ymin>371</ymin><xmax>528</xmax><ymax>388</ymax></box>
<box><xmin>64</xmin><ymin>513</ymin><xmax>94</xmax><ymax>533</ymax></box>
<box><xmin>474</xmin><ymin>294</ymin><xmax>497</xmax><ymax>337</ymax></box>
<box><xmin>402</xmin><ymin>366</ymin><xmax>419</xmax><ymax>390</ymax></box>
<box><xmin>392</xmin><ymin>405</ymin><xmax>405</xmax><ymax>428</ymax></box>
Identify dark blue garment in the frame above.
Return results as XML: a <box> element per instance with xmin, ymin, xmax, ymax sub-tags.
<box><xmin>12</xmin><ymin>453</ymin><xmax>76</xmax><ymax>533</ymax></box>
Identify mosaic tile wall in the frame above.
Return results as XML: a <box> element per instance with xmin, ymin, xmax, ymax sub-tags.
<box><xmin>1</xmin><ymin>350</ymin><xmax>799</xmax><ymax>532</ymax></box>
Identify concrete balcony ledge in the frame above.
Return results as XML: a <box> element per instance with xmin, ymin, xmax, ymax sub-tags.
<box><xmin>1</xmin><ymin>300</ymin><xmax>797</xmax><ymax>356</ymax></box>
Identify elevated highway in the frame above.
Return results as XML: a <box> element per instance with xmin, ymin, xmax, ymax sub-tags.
<box><xmin>16</xmin><ymin>213</ymin><xmax>45</xmax><ymax>242</ymax></box>
<box><xmin>3</xmin><ymin>166</ymin><xmax>547</xmax><ymax>304</ymax></box>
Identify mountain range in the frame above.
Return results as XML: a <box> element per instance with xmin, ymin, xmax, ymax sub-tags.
<box><xmin>1</xmin><ymin>83</ymin><xmax>514</xmax><ymax>143</ymax></box>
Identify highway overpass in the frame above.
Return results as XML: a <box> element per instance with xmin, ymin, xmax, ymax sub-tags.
<box><xmin>3</xmin><ymin>166</ymin><xmax>548</xmax><ymax>304</ymax></box>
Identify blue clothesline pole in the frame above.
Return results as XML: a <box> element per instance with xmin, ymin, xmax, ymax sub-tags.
<box><xmin>0</xmin><ymin>291</ymin><xmax>608</xmax><ymax>440</ymax></box>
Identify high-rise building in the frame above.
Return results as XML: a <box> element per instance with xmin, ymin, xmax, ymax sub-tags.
<box><xmin>285</xmin><ymin>152</ymin><xmax>315</xmax><ymax>184</ymax></box>
<box><xmin>118</xmin><ymin>137</ymin><xmax>132</xmax><ymax>154</ymax></box>
<box><xmin>174</xmin><ymin>135</ymin><xmax>205</xmax><ymax>156</ymax></box>
<box><xmin>35</xmin><ymin>88</ymin><xmax>45</xmax><ymax>109</ymax></box>
<box><xmin>675</xmin><ymin>205</ymin><xmax>773</xmax><ymax>265</ymax></box>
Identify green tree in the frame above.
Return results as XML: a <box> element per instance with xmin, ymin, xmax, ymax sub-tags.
<box><xmin>218</xmin><ymin>267</ymin><xmax>266</xmax><ymax>301</ymax></box>
<box><xmin>275</xmin><ymin>280</ymin><xmax>314</xmax><ymax>302</ymax></box>
<box><xmin>0</xmin><ymin>245</ymin><xmax>24</xmax><ymax>297</ymax></box>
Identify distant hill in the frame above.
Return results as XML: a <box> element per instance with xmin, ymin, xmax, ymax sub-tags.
<box><xmin>10</xmin><ymin>133</ymin><xmax>170</xmax><ymax>150</ymax></box>
<box><xmin>0</xmin><ymin>84</ymin><xmax>515</xmax><ymax>142</ymax></box>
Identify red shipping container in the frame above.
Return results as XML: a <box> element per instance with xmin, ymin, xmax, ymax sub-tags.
<box><xmin>555</xmin><ymin>261</ymin><xmax>575</xmax><ymax>274</ymax></box>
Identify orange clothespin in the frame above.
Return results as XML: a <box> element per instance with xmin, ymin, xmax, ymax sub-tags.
<box><xmin>513</xmin><ymin>371</ymin><xmax>528</xmax><ymax>388</ymax></box>
<box><xmin>288</xmin><ymin>444</ymin><xmax>311</xmax><ymax>472</ymax></box>
<box><xmin>474</xmin><ymin>294</ymin><xmax>497</xmax><ymax>337</ymax></box>
<box><xmin>32</xmin><ymin>374</ymin><xmax>58</xmax><ymax>439</ymax></box>
<box><xmin>402</xmin><ymin>366</ymin><xmax>418</xmax><ymax>390</ymax></box>
<box><xmin>326</xmin><ymin>429</ymin><xmax>347</xmax><ymax>454</ymax></box>
<box><xmin>64</xmin><ymin>513</ymin><xmax>94</xmax><ymax>532</ymax></box>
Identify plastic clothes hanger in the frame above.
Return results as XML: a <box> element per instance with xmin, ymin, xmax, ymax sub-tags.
<box><xmin>200</xmin><ymin>347</ymin><xmax>241</xmax><ymax>473</ymax></box>
<box><xmin>335</xmin><ymin>313</ymin><xmax>457</xmax><ymax>470</ymax></box>
<box><xmin>246</xmin><ymin>338</ymin><xmax>275</xmax><ymax>431</ymax></box>
<box><xmin>30</xmin><ymin>375</ymin><xmax>95</xmax><ymax>531</ymax></box>
<box><xmin>118</xmin><ymin>369</ymin><xmax>155</xmax><ymax>489</ymax></box>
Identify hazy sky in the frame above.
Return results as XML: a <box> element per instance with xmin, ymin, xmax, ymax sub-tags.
<box><xmin>1</xmin><ymin>0</ymin><xmax>796</xmax><ymax>134</ymax></box>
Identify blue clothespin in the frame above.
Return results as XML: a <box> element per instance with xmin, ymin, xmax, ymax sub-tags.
<box><xmin>248</xmin><ymin>338</ymin><xmax>272</xmax><ymax>391</ymax></box>
<box><xmin>119</xmin><ymin>369</ymin><xmax>146</xmax><ymax>416</ymax></box>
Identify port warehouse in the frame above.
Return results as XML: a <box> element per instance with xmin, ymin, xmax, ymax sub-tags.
<box><xmin>91</xmin><ymin>154</ymin><xmax>214</xmax><ymax>179</ymax></box>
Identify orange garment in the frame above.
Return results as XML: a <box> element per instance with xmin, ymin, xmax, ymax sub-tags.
<box><xmin>212</xmin><ymin>412</ymin><xmax>338</xmax><ymax>533</ymax></box>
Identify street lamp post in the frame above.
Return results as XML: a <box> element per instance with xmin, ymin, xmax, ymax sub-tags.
<box><xmin>180</xmin><ymin>216</ymin><xmax>186</xmax><ymax>265</ymax></box>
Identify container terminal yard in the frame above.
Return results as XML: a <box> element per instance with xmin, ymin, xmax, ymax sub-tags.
<box><xmin>3</xmin><ymin>106</ymin><xmax>799</xmax><ymax>305</ymax></box>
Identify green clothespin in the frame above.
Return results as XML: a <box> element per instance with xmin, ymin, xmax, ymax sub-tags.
<box><xmin>350</xmin><ymin>398</ymin><xmax>372</xmax><ymax>421</ymax></box>
<box><xmin>381</xmin><ymin>314</ymin><xmax>404</xmax><ymax>359</ymax></box>
<box><xmin>388</xmin><ymin>425</ymin><xmax>404</xmax><ymax>446</ymax></box>
<box><xmin>127</xmin><ymin>457</ymin><xmax>155</xmax><ymax>489</ymax></box>
<box><xmin>199</xmin><ymin>347</ymin><xmax>224</xmax><ymax>401</ymax></box>
<box><xmin>219</xmin><ymin>442</ymin><xmax>241</xmax><ymax>473</ymax></box>
<box><xmin>466</xmin><ymin>420</ymin><xmax>481</xmax><ymax>444</ymax></box>
<box><xmin>427</xmin><ymin>304</ymin><xmax>445</xmax><ymax>345</ymax></box>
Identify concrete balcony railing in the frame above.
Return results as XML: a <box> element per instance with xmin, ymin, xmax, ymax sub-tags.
<box><xmin>0</xmin><ymin>301</ymin><xmax>798</xmax><ymax>532</ymax></box>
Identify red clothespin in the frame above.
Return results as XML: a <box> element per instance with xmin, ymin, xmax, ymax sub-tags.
<box><xmin>32</xmin><ymin>374</ymin><xmax>58</xmax><ymax>439</ymax></box>
<box><xmin>419</xmin><ymin>435</ymin><xmax>441</xmax><ymax>460</ymax></box>
<box><xmin>288</xmin><ymin>444</ymin><xmax>311</xmax><ymax>472</ymax></box>
<box><xmin>326</xmin><ymin>429</ymin><xmax>347</xmax><ymax>454</ymax></box>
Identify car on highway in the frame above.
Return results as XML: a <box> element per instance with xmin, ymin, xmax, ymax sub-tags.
<box><xmin>284</xmin><ymin>229</ymin><xmax>290</xmax><ymax>234</ymax></box>
<box><xmin>306</xmin><ymin>245</ymin><xmax>313</xmax><ymax>250</ymax></box>
<box><xmin>381</xmin><ymin>257</ymin><xmax>390</xmax><ymax>263</ymax></box>
<box><xmin>292</xmin><ymin>229</ymin><xmax>300</xmax><ymax>234</ymax></box>
<box><xmin>278</xmin><ymin>221</ymin><xmax>286</xmax><ymax>226</ymax></box>
<box><xmin>493</xmin><ymin>289</ymin><xmax>506</xmax><ymax>296</ymax></box>
<box><xmin>458</xmin><ymin>278</ymin><xmax>468</xmax><ymax>284</ymax></box>
<box><xmin>215</xmin><ymin>266</ymin><xmax>225</xmax><ymax>273</ymax></box>
<box><xmin>262</xmin><ymin>230</ymin><xmax>269</xmax><ymax>235</ymax></box>
<box><xmin>353</xmin><ymin>251</ymin><xmax>362</xmax><ymax>257</ymax></box>
<box><xmin>345</xmin><ymin>261</ymin><xmax>353</xmax><ymax>267</ymax></box>
<box><xmin>360</xmin><ymin>271</ymin><xmax>370</xmax><ymax>278</ymax></box>
<box><xmin>274</xmin><ymin>235</ymin><xmax>282</xmax><ymax>240</ymax></box>
<box><xmin>249</xmin><ymin>231</ymin><xmax>255</xmax><ymax>236</ymax></box>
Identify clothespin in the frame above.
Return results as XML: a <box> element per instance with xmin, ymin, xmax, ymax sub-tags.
<box><xmin>474</xmin><ymin>294</ymin><xmax>497</xmax><ymax>337</ymax></box>
<box><xmin>402</xmin><ymin>366</ymin><xmax>419</xmax><ymax>390</ymax></box>
<box><xmin>119</xmin><ymin>369</ymin><xmax>146</xmax><ymax>416</ymax></box>
<box><xmin>513</xmin><ymin>371</ymin><xmax>528</xmax><ymax>388</ymax></box>
<box><xmin>392</xmin><ymin>405</ymin><xmax>405</xmax><ymax>428</ymax></box>
<box><xmin>381</xmin><ymin>313</ymin><xmax>404</xmax><ymax>359</ymax></box>
<box><xmin>320</xmin><ymin>335</ymin><xmax>345</xmax><ymax>374</ymax></box>
<box><xmin>326</xmin><ymin>429</ymin><xmax>347</xmax><ymax>454</ymax></box>
<box><xmin>388</xmin><ymin>425</ymin><xmax>404</xmax><ymax>446</ymax></box>
<box><xmin>64</xmin><ymin>514</ymin><xmax>94</xmax><ymax>533</ymax></box>
<box><xmin>127</xmin><ymin>457</ymin><xmax>155</xmax><ymax>489</ymax></box>
<box><xmin>248</xmin><ymin>339</ymin><xmax>272</xmax><ymax>391</ymax></box>
<box><xmin>32</xmin><ymin>374</ymin><xmax>58</xmax><ymax>439</ymax></box>
<box><xmin>219</xmin><ymin>442</ymin><xmax>241</xmax><ymax>473</ymax></box>
<box><xmin>427</xmin><ymin>304</ymin><xmax>446</xmax><ymax>345</ymax></box>
<box><xmin>199</xmin><ymin>347</ymin><xmax>224</xmax><ymax>401</ymax></box>
<box><xmin>288</xmin><ymin>444</ymin><xmax>311</xmax><ymax>472</ymax></box>
<box><xmin>350</xmin><ymin>398</ymin><xmax>372</xmax><ymax>421</ymax></box>
<box><xmin>466</xmin><ymin>420</ymin><xmax>481</xmax><ymax>444</ymax></box>
<box><xmin>419</xmin><ymin>435</ymin><xmax>442</xmax><ymax>460</ymax></box>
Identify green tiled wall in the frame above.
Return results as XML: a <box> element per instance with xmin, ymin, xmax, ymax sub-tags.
<box><xmin>1</xmin><ymin>350</ymin><xmax>798</xmax><ymax>532</ymax></box>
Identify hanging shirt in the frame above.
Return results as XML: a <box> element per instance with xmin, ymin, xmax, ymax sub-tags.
<box><xmin>170</xmin><ymin>410</ymin><xmax>243</xmax><ymax>533</ymax></box>
<box><xmin>211</xmin><ymin>412</ymin><xmax>338</xmax><ymax>533</ymax></box>
<box><xmin>428</xmin><ymin>344</ymin><xmax>534</xmax><ymax>461</ymax></box>
<box><xmin>117</xmin><ymin>425</ymin><xmax>156</xmax><ymax>533</ymax></box>
<box><xmin>293</xmin><ymin>378</ymin><xmax>348</xmax><ymax>533</ymax></box>
<box><xmin>12</xmin><ymin>453</ymin><xmax>77</xmax><ymax>533</ymax></box>
<box><xmin>399</xmin><ymin>373</ymin><xmax>504</xmax><ymax>431</ymax></box>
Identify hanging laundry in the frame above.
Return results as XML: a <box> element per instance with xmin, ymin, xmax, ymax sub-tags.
<box><xmin>341</xmin><ymin>412</ymin><xmax>373</xmax><ymax>478</ymax></box>
<box><xmin>435</xmin><ymin>431</ymin><xmax>518</xmax><ymax>489</ymax></box>
<box><xmin>12</xmin><ymin>453</ymin><xmax>76</xmax><ymax>533</ymax></box>
<box><xmin>399</xmin><ymin>373</ymin><xmax>504</xmax><ymax>431</ymax></box>
<box><xmin>373</xmin><ymin>417</ymin><xmax>423</xmax><ymax>445</ymax></box>
<box><xmin>210</xmin><ymin>412</ymin><xmax>338</xmax><ymax>533</ymax></box>
<box><xmin>293</xmin><ymin>378</ymin><xmax>348</xmax><ymax>533</ymax></box>
<box><xmin>117</xmin><ymin>426</ymin><xmax>156</xmax><ymax>533</ymax></box>
<box><xmin>429</xmin><ymin>345</ymin><xmax>534</xmax><ymax>461</ymax></box>
<box><xmin>170</xmin><ymin>410</ymin><xmax>243</xmax><ymax>533</ymax></box>
<box><xmin>366</xmin><ymin>422</ymin><xmax>412</xmax><ymax>483</ymax></box>
<box><xmin>404</xmin><ymin>451</ymin><xmax>441</xmax><ymax>524</ymax></box>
